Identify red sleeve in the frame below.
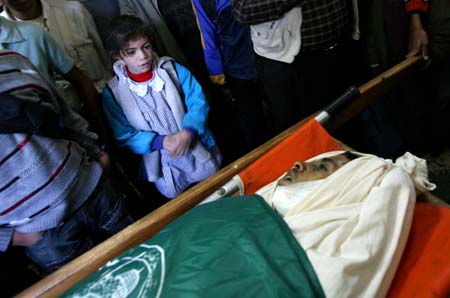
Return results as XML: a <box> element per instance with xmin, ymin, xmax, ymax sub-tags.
<box><xmin>405</xmin><ymin>0</ymin><xmax>429</xmax><ymax>14</ymax></box>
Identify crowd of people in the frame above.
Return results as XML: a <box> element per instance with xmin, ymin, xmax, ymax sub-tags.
<box><xmin>0</xmin><ymin>0</ymin><xmax>449</xmax><ymax>293</ymax></box>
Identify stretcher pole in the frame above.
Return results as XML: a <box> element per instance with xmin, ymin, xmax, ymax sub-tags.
<box><xmin>17</xmin><ymin>56</ymin><xmax>423</xmax><ymax>298</ymax></box>
<box><xmin>206</xmin><ymin>55</ymin><xmax>424</xmax><ymax>201</ymax></box>
<box><xmin>323</xmin><ymin>56</ymin><xmax>423</xmax><ymax>131</ymax></box>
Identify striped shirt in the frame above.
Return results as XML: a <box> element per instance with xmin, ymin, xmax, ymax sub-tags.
<box><xmin>0</xmin><ymin>50</ymin><xmax>102</xmax><ymax>251</ymax></box>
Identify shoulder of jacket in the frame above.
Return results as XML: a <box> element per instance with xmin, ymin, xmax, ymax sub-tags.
<box><xmin>158</xmin><ymin>56</ymin><xmax>176</xmax><ymax>69</ymax></box>
<box><xmin>17</xmin><ymin>20</ymin><xmax>47</xmax><ymax>36</ymax></box>
<box><xmin>107</xmin><ymin>75</ymin><xmax>120</xmax><ymax>90</ymax></box>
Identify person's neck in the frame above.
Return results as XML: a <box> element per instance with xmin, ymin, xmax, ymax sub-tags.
<box><xmin>8</xmin><ymin>0</ymin><xmax>42</xmax><ymax>21</ymax></box>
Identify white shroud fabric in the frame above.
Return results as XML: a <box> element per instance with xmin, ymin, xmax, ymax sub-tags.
<box><xmin>257</xmin><ymin>151</ymin><xmax>435</xmax><ymax>298</ymax></box>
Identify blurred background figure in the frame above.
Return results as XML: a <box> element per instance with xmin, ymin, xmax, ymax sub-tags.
<box><xmin>192</xmin><ymin>0</ymin><xmax>270</xmax><ymax>151</ymax></box>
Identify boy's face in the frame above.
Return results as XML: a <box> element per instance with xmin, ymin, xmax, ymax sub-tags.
<box><xmin>277</xmin><ymin>153</ymin><xmax>352</xmax><ymax>186</ymax></box>
<box><xmin>120</xmin><ymin>36</ymin><xmax>153</xmax><ymax>74</ymax></box>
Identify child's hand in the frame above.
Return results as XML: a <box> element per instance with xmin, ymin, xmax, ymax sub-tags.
<box><xmin>12</xmin><ymin>231</ymin><xmax>42</xmax><ymax>247</ymax></box>
<box><xmin>163</xmin><ymin>130</ymin><xmax>192</xmax><ymax>156</ymax></box>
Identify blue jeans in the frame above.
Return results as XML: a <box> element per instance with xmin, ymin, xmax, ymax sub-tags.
<box><xmin>25</xmin><ymin>178</ymin><xmax>133</xmax><ymax>273</ymax></box>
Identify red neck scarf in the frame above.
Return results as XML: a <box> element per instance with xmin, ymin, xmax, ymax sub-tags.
<box><xmin>126</xmin><ymin>66</ymin><xmax>153</xmax><ymax>82</ymax></box>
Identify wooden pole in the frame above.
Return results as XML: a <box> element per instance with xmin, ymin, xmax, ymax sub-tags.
<box><xmin>325</xmin><ymin>56</ymin><xmax>422</xmax><ymax>131</ymax></box>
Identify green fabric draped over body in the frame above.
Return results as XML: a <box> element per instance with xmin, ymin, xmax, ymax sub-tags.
<box><xmin>63</xmin><ymin>195</ymin><xmax>325</xmax><ymax>298</ymax></box>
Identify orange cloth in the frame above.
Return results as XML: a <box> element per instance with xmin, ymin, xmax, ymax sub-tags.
<box><xmin>387</xmin><ymin>203</ymin><xmax>450</xmax><ymax>298</ymax></box>
<box><xmin>240</xmin><ymin>119</ymin><xmax>342</xmax><ymax>195</ymax></box>
<box><xmin>238</xmin><ymin>118</ymin><xmax>450</xmax><ymax>297</ymax></box>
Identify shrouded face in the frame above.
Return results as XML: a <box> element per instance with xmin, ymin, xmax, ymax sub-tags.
<box><xmin>5</xmin><ymin>0</ymin><xmax>34</xmax><ymax>12</ymax></box>
<box><xmin>277</xmin><ymin>153</ymin><xmax>353</xmax><ymax>186</ymax></box>
<box><xmin>119</xmin><ymin>36</ymin><xmax>154</xmax><ymax>74</ymax></box>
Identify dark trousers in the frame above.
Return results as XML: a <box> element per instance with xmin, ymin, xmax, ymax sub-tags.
<box><xmin>226</xmin><ymin>77</ymin><xmax>270</xmax><ymax>150</ymax></box>
<box><xmin>25</xmin><ymin>178</ymin><xmax>133</xmax><ymax>273</ymax></box>
<box><xmin>255</xmin><ymin>55</ymin><xmax>303</xmax><ymax>134</ymax></box>
<box><xmin>255</xmin><ymin>37</ymin><xmax>360</xmax><ymax>135</ymax></box>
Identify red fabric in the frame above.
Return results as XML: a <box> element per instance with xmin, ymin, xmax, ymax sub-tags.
<box><xmin>239</xmin><ymin>119</ymin><xmax>342</xmax><ymax>195</ymax></box>
<box><xmin>405</xmin><ymin>0</ymin><xmax>429</xmax><ymax>14</ymax></box>
<box><xmin>387</xmin><ymin>203</ymin><xmax>450</xmax><ymax>298</ymax></box>
<box><xmin>126</xmin><ymin>66</ymin><xmax>153</xmax><ymax>82</ymax></box>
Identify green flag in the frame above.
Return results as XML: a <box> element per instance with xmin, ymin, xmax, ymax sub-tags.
<box><xmin>63</xmin><ymin>195</ymin><xmax>325</xmax><ymax>298</ymax></box>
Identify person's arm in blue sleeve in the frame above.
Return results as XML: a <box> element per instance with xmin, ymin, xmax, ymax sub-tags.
<box><xmin>175</xmin><ymin>63</ymin><xmax>210</xmax><ymax>136</ymax></box>
<box><xmin>102</xmin><ymin>86</ymin><xmax>157</xmax><ymax>154</ymax></box>
<box><xmin>191</xmin><ymin>0</ymin><xmax>226</xmax><ymax>85</ymax></box>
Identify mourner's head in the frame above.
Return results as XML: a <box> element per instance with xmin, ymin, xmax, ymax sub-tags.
<box><xmin>4</xmin><ymin>0</ymin><xmax>41</xmax><ymax>20</ymax></box>
<box><xmin>4</xmin><ymin>0</ymin><xmax>35</xmax><ymax>12</ymax></box>
<box><xmin>277</xmin><ymin>151</ymin><xmax>360</xmax><ymax>186</ymax></box>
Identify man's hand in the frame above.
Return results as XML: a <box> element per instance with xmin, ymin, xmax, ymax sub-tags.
<box><xmin>12</xmin><ymin>231</ymin><xmax>42</xmax><ymax>247</ymax></box>
<box><xmin>163</xmin><ymin>130</ymin><xmax>192</xmax><ymax>157</ymax></box>
<box><xmin>407</xmin><ymin>13</ymin><xmax>430</xmax><ymax>61</ymax></box>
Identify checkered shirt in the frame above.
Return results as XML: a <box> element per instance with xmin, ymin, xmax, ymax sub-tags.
<box><xmin>232</xmin><ymin>0</ymin><xmax>351</xmax><ymax>51</ymax></box>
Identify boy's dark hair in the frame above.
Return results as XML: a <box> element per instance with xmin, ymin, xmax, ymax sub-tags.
<box><xmin>105</xmin><ymin>15</ymin><xmax>158</xmax><ymax>58</ymax></box>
